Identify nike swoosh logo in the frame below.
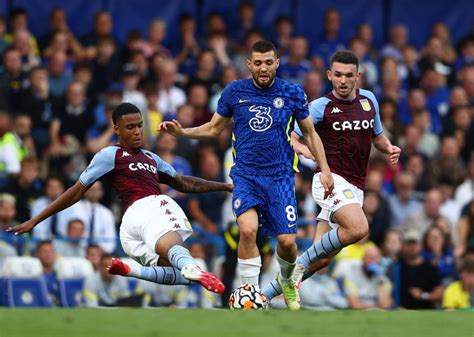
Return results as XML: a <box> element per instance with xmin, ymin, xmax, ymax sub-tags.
<box><xmin>239</xmin><ymin>99</ymin><xmax>249</xmax><ymax>103</ymax></box>
<box><xmin>287</xmin><ymin>223</ymin><xmax>296</xmax><ymax>228</ymax></box>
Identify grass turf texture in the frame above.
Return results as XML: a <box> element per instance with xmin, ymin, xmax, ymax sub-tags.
<box><xmin>0</xmin><ymin>308</ymin><xmax>472</xmax><ymax>337</ymax></box>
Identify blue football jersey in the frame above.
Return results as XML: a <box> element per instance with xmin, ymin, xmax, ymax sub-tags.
<box><xmin>217</xmin><ymin>78</ymin><xmax>309</xmax><ymax>176</ymax></box>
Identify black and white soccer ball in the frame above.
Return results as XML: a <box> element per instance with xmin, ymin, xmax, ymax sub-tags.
<box><xmin>229</xmin><ymin>284</ymin><xmax>268</xmax><ymax>310</ymax></box>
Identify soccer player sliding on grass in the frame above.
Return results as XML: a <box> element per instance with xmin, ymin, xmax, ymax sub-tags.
<box><xmin>7</xmin><ymin>102</ymin><xmax>232</xmax><ymax>294</ymax></box>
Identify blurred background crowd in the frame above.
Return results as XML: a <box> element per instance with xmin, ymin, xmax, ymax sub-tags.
<box><xmin>0</xmin><ymin>0</ymin><xmax>473</xmax><ymax>310</ymax></box>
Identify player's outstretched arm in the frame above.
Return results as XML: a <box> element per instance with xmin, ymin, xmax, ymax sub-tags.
<box><xmin>158</xmin><ymin>113</ymin><xmax>231</xmax><ymax>140</ymax></box>
<box><xmin>372</xmin><ymin>134</ymin><xmax>401</xmax><ymax>165</ymax></box>
<box><xmin>296</xmin><ymin>117</ymin><xmax>334</xmax><ymax>198</ymax></box>
<box><xmin>6</xmin><ymin>181</ymin><xmax>89</xmax><ymax>235</ymax></box>
<box><xmin>167</xmin><ymin>174</ymin><xmax>233</xmax><ymax>194</ymax></box>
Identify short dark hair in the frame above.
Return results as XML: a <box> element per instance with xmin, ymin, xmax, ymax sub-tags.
<box><xmin>112</xmin><ymin>102</ymin><xmax>141</xmax><ymax>124</ymax></box>
<box><xmin>250</xmin><ymin>40</ymin><xmax>277</xmax><ymax>57</ymax></box>
<box><xmin>330</xmin><ymin>50</ymin><xmax>359</xmax><ymax>69</ymax></box>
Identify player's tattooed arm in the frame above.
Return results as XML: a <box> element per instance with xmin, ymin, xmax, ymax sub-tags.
<box><xmin>165</xmin><ymin>174</ymin><xmax>233</xmax><ymax>193</ymax></box>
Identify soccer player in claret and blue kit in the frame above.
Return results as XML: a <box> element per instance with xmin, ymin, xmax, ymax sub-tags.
<box><xmin>159</xmin><ymin>40</ymin><xmax>334</xmax><ymax>310</ymax></box>
<box><xmin>7</xmin><ymin>102</ymin><xmax>232</xmax><ymax>294</ymax></box>
<box><xmin>262</xmin><ymin>50</ymin><xmax>401</xmax><ymax>305</ymax></box>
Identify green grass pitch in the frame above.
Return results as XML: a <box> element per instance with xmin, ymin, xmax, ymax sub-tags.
<box><xmin>0</xmin><ymin>308</ymin><xmax>472</xmax><ymax>337</ymax></box>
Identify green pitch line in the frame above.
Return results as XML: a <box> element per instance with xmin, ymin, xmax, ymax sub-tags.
<box><xmin>0</xmin><ymin>308</ymin><xmax>472</xmax><ymax>337</ymax></box>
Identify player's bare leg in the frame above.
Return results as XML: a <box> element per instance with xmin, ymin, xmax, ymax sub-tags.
<box><xmin>237</xmin><ymin>208</ymin><xmax>261</xmax><ymax>287</ymax></box>
<box><xmin>275</xmin><ymin>233</ymin><xmax>300</xmax><ymax>310</ymax></box>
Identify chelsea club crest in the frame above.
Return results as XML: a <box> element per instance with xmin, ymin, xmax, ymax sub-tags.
<box><xmin>234</xmin><ymin>198</ymin><xmax>241</xmax><ymax>209</ymax></box>
<box><xmin>273</xmin><ymin>97</ymin><xmax>284</xmax><ymax>109</ymax></box>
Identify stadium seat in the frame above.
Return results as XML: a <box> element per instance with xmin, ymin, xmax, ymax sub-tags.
<box><xmin>59</xmin><ymin>278</ymin><xmax>85</xmax><ymax>307</ymax></box>
<box><xmin>55</xmin><ymin>257</ymin><xmax>94</xmax><ymax>279</ymax></box>
<box><xmin>1</xmin><ymin>257</ymin><xmax>53</xmax><ymax>307</ymax></box>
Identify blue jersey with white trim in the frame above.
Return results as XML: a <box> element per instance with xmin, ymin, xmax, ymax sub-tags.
<box><xmin>217</xmin><ymin>78</ymin><xmax>309</xmax><ymax>176</ymax></box>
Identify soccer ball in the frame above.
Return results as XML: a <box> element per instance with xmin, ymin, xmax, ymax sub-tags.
<box><xmin>229</xmin><ymin>284</ymin><xmax>268</xmax><ymax>310</ymax></box>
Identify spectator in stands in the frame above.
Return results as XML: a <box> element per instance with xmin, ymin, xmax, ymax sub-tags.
<box><xmin>421</xmin><ymin>225</ymin><xmax>457</xmax><ymax>286</ymax></box>
<box><xmin>349</xmin><ymin>37</ymin><xmax>378</xmax><ymax>89</ymax></box>
<box><xmin>0</xmin><ymin>111</ymin><xmax>21</xmax><ymax>186</ymax></box>
<box><xmin>0</xmin><ymin>47</ymin><xmax>28</xmax><ymax>110</ymax></box>
<box><xmin>278</xmin><ymin>36</ymin><xmax>311</xmax><ymax>85</ymax></box>
<box><xmin>0</xmin><ymin>193</ymin><xmax>28</xmax><ymax>255</ymax></box>
<box><xmin>76</xmin><ymin>181</ymin><xmax>116</xmax><ymax>254</ymax></box>
<box><xmin>173</xmin><ymin>104</ymin><xmax>197</xmax><ymax>163</ymax></box>
<box><xmin>380</xmin><ymin>229</ymin><xmax>403</xmax><ymax>272</ymax></box>
<box><xmin>144</xmin><ymin>19</ymin><xmax>171</xmax><ymax>59</ymax></box>
<box><xmin>121</xmin><ymin>63</ymin><xmax>147</xmax><ymax>113</ymax></box>
<box><xmin>156</xmin><ymin>59</ymin><xmax>186</xmax><ymax>120</ymax></box>
<box><xmin>187</xmin><ymin>49</ymin><xmax>219</xmax><ymax>95</ymax></box>
<box><xmin>405</xmin><ymin>153</ymin><xmax>430</xmax><ymax>196</ymax></box>
<box><xmin>454</xmin><ymin>155</ymin><xmax>474</xmax><ymax>209</ymax></box>
<box><xmin>209</xmin><ymin>65</ymin><xmax>239</xmax><ymax>112</ymax></box>
<box><xmin>13</xmin><ymin>29</ymin><xmax>41</xmax><ymax>71</ymax></box>
<box><xmin>442</xmin><ymin>260</ymin><xmax>474</xmax><ymax>309</ymax></box>
<box><xmin>311</xmin><ymin>8</ymin><xmax>345</xmax><ymax>70</ymax></box>
<box><xmin>456</xmin><ymin>35</ymin><xmax>474</xmax><ymax>71</ymax></box>
<box><xmin>355</xmin><ymin>23</ymin><xmax>377</xmax><ymax>59</ymax></box>
<box><xmin>411</xmin><ymin>109</ymin><xmax>440</xmax><ymax>159</ymax></box>
<box><xmin>455</xmin><ymin>201</ymin><xmax>474</xmax><ymax>258</ymax></box>
<box><xmin>299</xmin><ymin>266</ymin><xmax>348</xmax><ymax>310</ymax></box>
<box><xmin>207</xmin><ymin>32</ymin><xmax>232</xmax><ymax>69</ymax></box>
<box><xmin>364</xmin><ymin>170</ymin><xmax>391</xmax><ymax>246</ymax></box>
<box><xmin>400</xmin><ymin>188</ymin><xmax>443</xmax><ymax>237</ymax></box>
<box><xmin>420</xmin><ymin>68</ymin><xmax>450</xmax><ymax>135</ymax></box>
<box><xmin>188</xmin><ymin>83</ymin><xmax>212</xmax><ymax>126</ymax></box>
<box><xmin>85</xmin><ymin>244</ymin><xmax>103</xmax><ymax>272</ymax></box>
<box><xmin>0</xmin><ymin>16</ymin><xmax>8</xmax><ymax>55</ymax></box>
<box><xmin>81</xmin><ymin>10</ymin><xmax>117</xmax><ymax>60</ymax></box>
<box><xmin>47</xmin><ymin>50</ymin><xmax>73</xmax><ymax>97</ymax></box>
<box><xmin>17</xmin><ymin>65</ymin><xmax>56</xmax><ymax>154</ymax></box>
<box><xmin>188</xmin><ymin>149</ymin><xmax>226</xmax><ymax>234</ymax></box>
<box><xmin>438</xmin><ymin>180</ymin><xmax>462</xmax><ymax>230</ymax></box>
<box><xmin>54</xmin><ymin>218</ymin><xmax>87</xmax><ymax>257</ymax></box>
<box><xmin>4</xmin><ymin>8</ymin><xmax>39</xmax><ymax>55</ymax></box>
<box><xmin>459</xmin><ymin>65</ymin><xmax>474</xmax><ymax>105</ymax></box>
<box><xmin>172</xmin><ymin>13</ymin><xmax>200</xmax><ymax>77</ymax></box>
<box><xmin>426</xmin><ymin>136</ymin><xmax>466</xmax><ymax>188</ymax></box>
<box><xmin>231</xmin><ymin>1</ymin><xmax>257</xmax><ymax>46</ymax></box>
<box><xmin>42</xmin><ymin>30</ymin><xmax>85</xmax><ymax>63</ymax></box>
<box><xmin>418</xmin><ymin>36</ymin><xmax>455</xmax><ymax>86</ymax></box>
<box><xmin>388</xmin><ymin>171</ymin><xmax>422</xmax><ymax>228</ymax></box>
<box><xmin>91</xmin><ymin>36</ymin><xmax>120</xmax><ymax>93</ymax></box>
<box><xmin>39</xmin><ymin>7</ymin><xmax>70</xmax><ymax>50</ymax></box>
<box><xmin>379</xmin><ymin>98</ymin><xmax>403</xmax><ymax>143</ymax></box>
<box><xmin>443</xmin><ymin>106</ymin><xmax>473</xmax><ymax>163</ymax></box>
<box><xmin>82</xmin><ymin>254</ymin><xmax>132</xmax><ymax>307</ymax></box>
<box><xmin>36</xmin><ymin>240</ymin><xmax>60</xmax><ymax>305</ymax></box>
<box><xmin>400</xmin><ymin>44</ymin><xmax>421</xmax><ymax>89</ymax></box>
<box><xmin>31</xmin><ymin>175</ymin><xmax>81</xmax><ymax>240</ymax></box>
<box><xmin>302</xmin><ymin>70</ymin><xmax>324</xmax><ymax>103</ymax></box>
<box><xmin>381</xmin><ymin>24</ymin><xmax>408</xmax><ymax>62</ymax></box>
<box><xmin>431</xmin><ymin>22</ymin><xmax>457</xmax><ymax>65</ymax></box>
<box><xmin>398</xmin><ymin>230</ymin><xmax>443</xmax><ymax>309</ymax></box>
<box><xmin>49</xmin><ymin>81</ymin><xmax>95</xmax><ymax>159</ymax></box>
<box><xmin>11</xmin><ymin>113</ymin><xmax>36</xmax><ymax>159</ymax></box>
<box><xmin>273</xmin><ymin>16</ymin><xmax>294</xmax><ymax>56</ymax></box>
<box><xmin>4</xmin><ymin>157</ymin><xmax>42</xmax><ymax>223</ymax></box>
<box><xmin>345</xmin><ymin>246</ymin><xmax>393</xmax><ymax>309</ymax></box>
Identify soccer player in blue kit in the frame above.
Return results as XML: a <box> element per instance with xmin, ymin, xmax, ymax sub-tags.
<box><xmin>159</xmin><ymin>40</ymin><xmax>333</xmax><ymax>310</ymax></box>
<box><xmin>262</xmin><ymin>50</ymin><xmax>401</xmax><ymax>306</ymax></box>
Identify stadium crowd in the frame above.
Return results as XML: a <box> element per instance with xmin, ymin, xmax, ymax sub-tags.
<box><xmin>0</xmin><ymin>3</ymin><xmax>473</xmax><ymax>309</ymax></box>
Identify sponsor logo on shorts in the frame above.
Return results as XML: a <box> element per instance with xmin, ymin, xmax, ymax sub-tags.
<box><xmin>160</xmin><ymin>200</ymin><xmax>169</xmax><ymax>207</ymax></box>
<box><xmin>173</xmin><ymin>223</ymin><xmax>180</xmax><ymax>229</ymax></box>
<box><xmin>343</xmin><ymin>189</ymin><xmax>355</xmax><ymax>199</ymax></box>
<box><xmin>184</xmin><ymin>219</ymin><xmax>192</xmax><ymax>230</ymax></box>
<box><xmin>169</xmin><ymin>217</ymin><xmax>177</xmax><ymax>222</ymax></box>
<box><xmin>165</xmin><ymin>209</ymin><xmax>172</xmax><ymax>215</ymax></box>
<box><xmin>287</xmin><ymin>223</ymin><xmax>296</xmax><ymax>228</ymax></box>
<box><xmin>333</xmin><ymin>199</ymin><xmax>342</xmax><ymax>206</ymax></box>
<box><xmin>234</xmin><ymin>198</ymin><xmax>241</xmax><ymax>209</ymax></box>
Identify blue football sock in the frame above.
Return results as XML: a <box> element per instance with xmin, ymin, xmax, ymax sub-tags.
<box><xmin>130</xmin><ymin>265</ymin><xmax>191</xmax><ymax>285</ymax></box>
<box><xmin>297</xmin><ymin>227</ymin><xmax>343</xmax><ymax>269</ymax></box>
<box><xmin>167</xmin><ymin>245</ymin><xmax>196</xmax><ymax>270</ymax></box>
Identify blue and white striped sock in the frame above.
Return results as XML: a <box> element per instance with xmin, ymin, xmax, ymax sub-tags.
<box><xmin>297</xmin><ymin>227</ymin><xmax>343</xmax><ymax>269</ymax></box>
<box><xmin>167</xmin><ymin>245</ymin><xmax>196</xmax><ymax>270</ymax></box>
